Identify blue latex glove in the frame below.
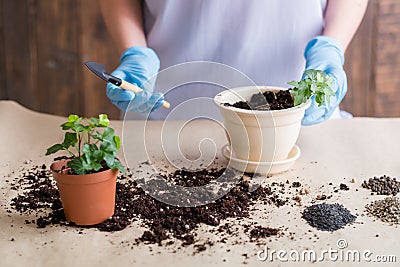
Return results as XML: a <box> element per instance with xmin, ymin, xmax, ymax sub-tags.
<box><xmin>106</xmin><ymin>46</ymin><xmax>164</xmax><ymax>113</ymax></box>
<box><xmin>302</xmin><ymin>36</ymin><xmax>348</xmax><ymax>126</ymax></box>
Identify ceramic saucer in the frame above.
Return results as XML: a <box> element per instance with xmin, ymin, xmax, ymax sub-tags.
<box><xmin>221</xmin><ymin>144</ymin><xmax>301</xmax><ymax>174</ymax></box>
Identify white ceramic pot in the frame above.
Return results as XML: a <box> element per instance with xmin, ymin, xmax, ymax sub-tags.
<box><xmin>214</xmin><ymin>86</ymin><xmax>311</xmax><ymax>163</ymax></box>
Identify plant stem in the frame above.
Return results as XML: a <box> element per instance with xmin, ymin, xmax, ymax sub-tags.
<box><xmin>66</xmin><ymin>148</ymin><xmax>76</xmax><ymax>158</ymax></box>
<box><xmin>78</xmin><ymin>133</ymin><xmax>81</xmax><ymax>157</ymax></box>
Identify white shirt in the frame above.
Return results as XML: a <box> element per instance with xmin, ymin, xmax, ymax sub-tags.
<box><xmin>128</xmin><ymin>0</ymin><xmax>328</xmax><ymax>120</ymax></box>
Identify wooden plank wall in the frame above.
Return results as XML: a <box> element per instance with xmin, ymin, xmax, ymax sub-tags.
<box><xmin>0</xmin><ymin>0</ymin><xmax>399</xmax><ymax>119</ymax></box>
<box><xmin>0</xmin><ymin>0</ymin><xmax>120</xmax><ymax>119</ymax></box>
<box><xmin>341</xmin><ymin>0</ymin><xmax>400</xmax><ymax>117</ymax></box>
<box><xmin>35</xmin><ymin>0</ymin><xmax>81</xmax><ymax>115</ymax></box>
<box><xmin>0</xmin><ymin>0</ymin><xmax>5</xmax><ymax>100</ymax></box>
<box><xmin>341</xmin><ymin>0</ymin><xmax>377</xmax><ymax>116</ymax></box>
<box><xmin>79</xmin><ymin>0</ymin><xmax>120</xmax><ymax>117</ymax></box>
<box><xmin>374</xmin><ymin>0</ymin><xmax>400</xmax><ymax>116</ymax></box>
<box><xmin>3</xmin><ymin>0</ymin><xmax>40</xmax><ymax>110</ymax></box>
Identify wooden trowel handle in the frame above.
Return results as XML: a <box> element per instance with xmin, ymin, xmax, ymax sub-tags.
<box><xmin>120</xmin><ymin>80</ymin><xmax>170</xmax><ymax>109</ymax></box>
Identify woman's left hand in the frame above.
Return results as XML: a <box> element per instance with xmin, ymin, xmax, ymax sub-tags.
<box><xmin>302</xmin><ymin>36</ymin><xmax>348</xmax><ymax>126</ymax></box>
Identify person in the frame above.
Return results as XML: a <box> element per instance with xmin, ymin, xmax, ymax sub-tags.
<box><xmin>99</xmin><ymin>0</ymin><xmax>368</xmax><ymax>125</ymax></box>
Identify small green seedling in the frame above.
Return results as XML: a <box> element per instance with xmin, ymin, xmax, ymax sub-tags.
<box><xmin>288</xmin><ymin>69</ymin><xmax>335</xmax><ymax>107</ymax></box>
<box><xmin>46</xmin><ymin>114</ymin><xmax>125</xmax><ymax>175</ymax></box>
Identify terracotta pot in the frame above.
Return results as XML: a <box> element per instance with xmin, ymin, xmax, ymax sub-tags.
<box><xmin>50</xmin><ymin>160</ymin><xmax>118</xmax><ymax>226</ymax></box>
<box><xmin>214</xmin><ymin>86</ymin><xmax>311</xmax><ymax>163</ymax></box>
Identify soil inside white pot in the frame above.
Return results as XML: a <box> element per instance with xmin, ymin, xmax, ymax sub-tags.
<box><xmin>223</xmin><ymin>89</ymin><xmax>294</xmax><ymax>111</ymax></box>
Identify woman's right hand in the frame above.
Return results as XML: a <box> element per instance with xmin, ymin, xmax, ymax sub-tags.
<box><xmin>106</xmin><ymin>46</ymin><xmax>164</xmax><ymax>113</ymax></box>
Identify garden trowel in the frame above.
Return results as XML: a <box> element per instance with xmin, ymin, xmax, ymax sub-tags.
<box><xmin>84</xmin><ymin>61</ymin><xmax>170</xmax><ymax>109</ymax></box>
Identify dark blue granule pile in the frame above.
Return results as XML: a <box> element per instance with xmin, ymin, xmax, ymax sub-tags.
<box><xmin>302</xmin><ymin>203</ymin><xmax>356</xmax><ymax>231</ymax></box>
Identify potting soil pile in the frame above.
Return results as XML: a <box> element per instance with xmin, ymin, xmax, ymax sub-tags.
<box><xmin>8</xmin><ymin>164</ymin><xmax>290</xmax><ymax>250</ymax></box>
<box><xmin>224</xmin><ymin>90</ymin><xmax>294</xmax><ymax>110</ymax></box>
<box><xmin>12</xmin><ymin>164</ymin><xmax>400</xmax><ymax>253</ymax></box>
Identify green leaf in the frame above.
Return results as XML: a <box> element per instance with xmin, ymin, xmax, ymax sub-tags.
<box><xmin>67</xmin><ymin>158</ymin><xmax>86</xmax><ymax>175</ymax></box>
<box><xmin>304</xmin><ymin>69</ymin><xmax>317</xmax><ymax>80</ymax></box>
<box><xmin>82</xmin><ymin>152</ymin><xmax>92</xmax><ymax>167</ymax></box>
<box><xmin>99</xmin><ymin>114</ymin><xmax>109</xmax><ymax>127</ymax></box>
<box><xmin>68</xmin><ymin>114</ymin><xmax>81</xmax><ymax>123</ymax></box>
<box><xmin>63</xmin><ymin>132</ymin><xmax>78</xmax><ymax>148</ymax></box>
<box><xmin>110</xmin><ymin>159</ymin><xmax>126</xmax><ymax>173</ymax></box>
<box><xmin>315</xmin><ymin>93</ymin><xmax>324</xmax><ymax>106</ymax></box>
<box><xmin>82</xmin><ymin>144</ymin><xmax>102</xmax><ymax>170</ymax></box>
<box><xmin>92</xmin><ymin>128</ymin><xmax>115</xmax><ymax>142</ymax></box>
<box><xmin>90</xmin><ymin>117</ymin><xmax>100</xmax><ymax>125</ymax></box>
<box><xmin>326</xmin><ymin>76</ymin><xmax>334</xmax><ymax>87</ymax></box>
<box><xmin>72</xmin><ymin>124</ymin><xmax>85</xmax><ymax>132</ymax></box>
<box><xmin>310</xmin><ymin>83</ymin><xmax>318</xmax><ymax>93</ymax></box>
<box><xmin>102</xmin><ymin>127</ymin><xmax>114</xmax><ymax>140</ymax></box>
<box><xmin>287</xmin><ymin>80</ymin><xmax>299</xmax><ymax>87</ymax></box>
<box><xmin>103</xmin><ymin>153</ymin><xmax>115</xmax><ymax>167</ymax></box>
<box><xmin>82</xmin><ymin>143</ymin><xmax>94</xmax><ymax>154</ymax></box>
<box><xmin>92</xmin><ymin>131</ymin><xmax>103</xmax><ymax>141</ymax></box>
<box><xmin>91</xmin><ymin>150</ymin><xmax>103</xmax><ymax>162</ymax></box>
<box><xmin>61</xmin><ymin>121</ymin><xmax>74</xmax><ymax>130</ymax></box>
<box><xmin>81</xmin><ymin>156</ymin><xmax>102</xmax><ymax>172</ymax></box>
<box><xmin>61</xmin><ymin>115</ymin><xmax>84</xmax><ymax>131</ymax></box>
<box><xmin>46</xmin><ymin>144</ymin><xmax>65</xmax><ymax>155</ymax></box>
<box><xmin>100</xmin><ymin>139</ymin><xmax>116</xmax><ymax>154</ymax></box>
<box><xmin>91</xmin><ymin>162</ymin><xmax>103</xmax><ymax>172</ymax></box>
<box><xmin>289</xmin><ymin>69</ymin><xmax>333</xmax><ymax>107</ymax></box>
<box><xmin>113</xmin><ymin>135</ymin><xmax>121</xmax><ymax>149</ymax></box>
<box><xmin>323</xmin><ymin>87</ymin><xmax>335</xmax><ymax>105</ymax></box>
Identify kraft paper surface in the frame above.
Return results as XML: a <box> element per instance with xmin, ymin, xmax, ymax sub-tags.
<box><xmin>0</xmin><ymin>101</ymin><xmax>399</xmax><ymax>267</ymax></box>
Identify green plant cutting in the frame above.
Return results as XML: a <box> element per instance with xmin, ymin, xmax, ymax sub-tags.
<box><xmin>288</xmin><ymin>69</ymin><xmax>335</xmax><ymax>106</ymax></box>
<box><xmin>46</xmin><ymin>114</ymin><xmax>125</xmax><ymax>175</ymax></box>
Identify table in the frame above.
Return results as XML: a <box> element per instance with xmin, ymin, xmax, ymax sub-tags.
<box><xmin>1</xmin><ymin>101</ymin><xmax>399</xmax><ymax>266</ymax></box>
